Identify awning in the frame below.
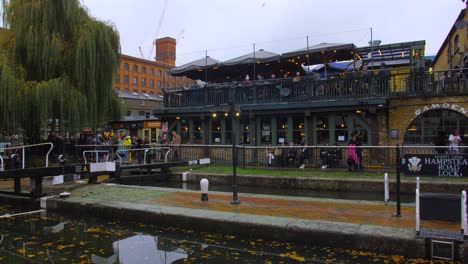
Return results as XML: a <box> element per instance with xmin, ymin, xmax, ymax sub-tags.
<box><xmin>169</xmin><ymin>56</ymin><xmax>221</xmax><ymax>76</ymax></box>
<box><xmin>282</xmin><ymin>43</ymin><xmax>356</xmax><ymax>65</ymax></box>
<box><xmin>223</xmin><ymin>49</ymin><xmax>281</xmax><ymax>66</ymax></box>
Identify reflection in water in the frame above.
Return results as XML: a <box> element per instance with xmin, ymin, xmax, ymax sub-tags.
<box><xmin>0</xmin><ymin>203</ymin><xmax>459</xmax><ymax>263</ymax></box>
<box><xmin>109</xmin><ymin>235</ymin><xmax>187</xmax><ymax>264</ymax></box>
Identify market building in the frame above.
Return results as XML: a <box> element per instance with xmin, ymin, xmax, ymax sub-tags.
<box><xmin>154</xmin><ymin>40</ymin><xmax>428</xmax><ymax>148</ymax></box>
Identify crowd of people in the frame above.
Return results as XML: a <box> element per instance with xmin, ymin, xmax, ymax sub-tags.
<box><xmin>60</xmin><ymin>130</ymin><xmax>182</xmax><ymax>164</ymax></box>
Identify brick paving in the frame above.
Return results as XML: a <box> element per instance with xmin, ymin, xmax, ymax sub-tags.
<box><xmin>68</xmin><ymin>184</ymin><xmax>460</xmax><ymax>233</ymax></box>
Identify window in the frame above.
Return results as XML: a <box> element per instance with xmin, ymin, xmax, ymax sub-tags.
<box><xmin>292</xmin><ymin>116</ymin><xmax>304</xmax><ymax>144</ymax></box>
<box><xmin>150</xmin><ymin>68</ymin><xmax>155</xmax><ymax>75</ymax></box>
<box><xmin>181</xmin><ymin>120</ymin><xmax>189</xmax><ymax>144</ymax></box>
<box><xmin>316</xmin><ymin>115</ymin><xmax>329</xmax><ymax>145</ymax></box>
<box><xmin>211</xmin><ymin>119</ymin><xmax>222</xmax><ymax>144</ymax></box>
<box><xmin>404</xmin><ymin>110</ymin><xmax>468</xmax><ymax>145</ymax></box>
<box><xmin>158</xmin><ymin>81</ymin><xmax>162</xmax><ymax>88</ymax></box>
<box><xmin>239</xmin><ymin>119</ymin><xmax>251</xmax><ymax>144</ymax></box>
<box><xmin>132</xmin><ymin>77</ymin><xmax>137</xmax><ymax>85</ymax></box>
<box><xmin>126</xmin><ymin>110</ymin><xmax>131</xmax><ymax>116</ymax></box>
<box><xmin>335</xmin><ymin>115</ymin><xmax>348</xmax><ymax>143</ymax></box>
<box><xmin>454</xmin><ymin>35</ymin><xmax>460</xmax><ymax>52</ymax></box>
<box><xmin>277</xmin><ymin>117</ymin><xmax>288</xmax><ymax>144</ymax></box>
<box><xmin>141</xmin><ymin>78</ymin><xmax>146</xmax><ymax>87</ymax></box>
<box><xmin>123</xmin><ymin>63</ymin><xmax>129</xmax><ymax>71</ymax></box>
<box><xmin>124</xmin><ymin>75</ymin><xmax>129</xmax><ymax>84</ymax></box>
<box><xmin>140</xmin><ymin>100</ymin><xmax>145</xmax><ymax>106</ymax></box>
<box><xmin>133</xmin><ymin>65</ymin><xmax>138</xmax><ymax>72</ymax></box>
<box><xmin>193</xmin><ymin>119</ymin><xmax>203</xmax><ymax>144</ymax></box>
<box><xmin>150</xmin><ymin>80</ymin><xmax>155</xmax><ymax>88</ymax></box>
<box><xmin>260</xmin><ymin>118</ymin><xmax>271</xmax><ymax>144</ymax></box>
<box><xmin>139</xmin><ymin>110</ymin><xmax>145</xmax><ymax>115</ymax></box>
<box><xmin>142</xmin><ymin>66</ymin><xmax>147</xmax><ymax>74</ymax></box>
<box><xmin>115</xmin><ymin>74</ymin><xmax>120</xmax><ymax>83</ymax></box>
<box><xmin>158</xmin><ymin>70</ymin><xmax>162</xmax><ymax>76</ymax></box>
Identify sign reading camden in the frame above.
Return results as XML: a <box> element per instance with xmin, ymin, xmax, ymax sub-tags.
<box><xmin>414</xmin><ymin>103</ymin><xmax>468</xmax><ymax>117</ymax></box>
<box><xmin>403</xmin><ymin>154</ymin><xmax>468</xmax><ymax>177</ymax></box>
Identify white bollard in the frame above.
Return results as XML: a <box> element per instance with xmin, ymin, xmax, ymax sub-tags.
<box><xmin>182</xmin><ymin>172</ymin><xmax>188</xmax><ymax>182</ymax></box>
<box><xmin>416</xmin><ymin>189</ymin><xmax>420</xmax><ymax>235</ymax></box>
<box><xmin>462</xmin><ymin>190</ymin><xmax>467</xmax><ymax>237</ymax></box>
<box><xmin>200</xmin><ymin>178</ymin><xmax>209</xmax><ymax>201</ymax></box>
<box><xmin>384</xmin><ymin>173</ymin><xmax>389</xmax><ymax>203</ymax></box>
<box><xmin>416</xmin><ymin>177</ymin><xmax>420</xmax><ymax>193</ymax></box>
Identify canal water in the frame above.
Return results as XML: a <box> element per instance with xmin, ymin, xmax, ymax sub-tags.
<box><xmin>117</xmin><ymin>178</ymin><xmax>414</xmax><ymax>203</ymax></box>
<box><xmin>0</xmin><ymin>203</ymin><xmax>452</xmax><ymax>263</ymax></box>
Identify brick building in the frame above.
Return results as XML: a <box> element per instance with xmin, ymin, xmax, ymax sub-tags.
<box><xmin>114</xmin><ymin>37</ymin><xmax>193</xmax><ymax>96</ymax></box>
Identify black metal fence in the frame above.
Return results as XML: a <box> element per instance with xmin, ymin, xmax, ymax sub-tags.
<box><xmin>164</xmin><ymin>69</ymin><xmax>468</xmax><ymax>108</ymax></box>
<box><xmin>2</xmin><ymin>144</ymin><xmax>467</xmax><ymax>175</ymax></box>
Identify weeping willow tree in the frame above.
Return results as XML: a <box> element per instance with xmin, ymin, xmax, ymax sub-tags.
<box><xmin>0</xmin><ymin>0</ymin><xmax>123</xmax><ymax>143</ymax></box>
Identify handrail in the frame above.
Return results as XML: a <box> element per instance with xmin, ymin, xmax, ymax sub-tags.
<box><xmin>0</xmin><ymin>142</ymin><xmax>53</xmax><ymax>168</ymax></box>
<box><xmin>144</xmin><ymin>147</ymin><xmax>171</xmax><ymax>163</ymax></box>
<box><xmin>115</xmin><ymin>147</ymin><xmax>171</xmax><ymax>164</ymax></box>
<box><xmin>82</xmin><ymin>150</ymin><xmax>110</xmax><ymax>164</ymax></box>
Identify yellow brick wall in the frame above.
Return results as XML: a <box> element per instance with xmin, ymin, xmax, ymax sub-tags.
<box><xmin>433</xmin><ymin>10</ymin><xmax>468</xmax><ymax>71</ymax></box>
<box><xmin>388</xmin><ymin>96</ymin><xmax>468</xmax><ymax>145</ymax></box>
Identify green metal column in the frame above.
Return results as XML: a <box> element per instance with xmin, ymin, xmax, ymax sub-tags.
<box><xmin>271</xmin><ymin>116</ymin><xmax>277</xmax><ymax>146</ymax></box>
<box><xmin>208</xmin><ymin>118</ymin><xmax>212</xmax><ymax>145</ymax></box>
<box><xmin>256</xmin><ymin>117</ymin><xmax>261</xmax><ymax>146</ymax></box>
<box><xmin>188</xmin><ymin>119</ymin><xmax>194</xmax><ymax>144</ymax></box>
<box><xmin>202</xmin><ymin>118</ymin><xmax>209</xmax><ymax>145</ymax></box>
<box><xmin>304</xmin><ymin>115</ymin><xmax>311</xmax><ymax>145</ymax></box>
<box><xmin>176</xmin><ymin>120</ymin><xmax>182</xmax><ymax>135</ymax></box>
<box><xmin>287</xmin><ymin>116</ymin><xmax>293</xmax><ymax>144</ymax></box>
<box><xmin>312</xmin><ymin>114</ymin><xmax>317</xmax><ymax>145</ymax></box>
<box><xmin>347</xmin><ymin>115</ymin><xmax>354</xmax><ymax>141</ymax></box>
<box><xmin>221</xmin><ymin>118</ymin><xmax>226</xmax><ymax>144</ymax></box>
<box><xmin>328</xmin><ymin>113</ymin><xmax>335</xmax><ymax>145</ymax></box>
<box><xmin>234</xmin><ymin>117</ymin><xmax>240</xmax><ymax>145</ymax></box>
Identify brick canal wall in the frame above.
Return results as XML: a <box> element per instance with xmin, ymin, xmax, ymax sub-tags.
<box><xmin>170</xmin><ymin>173</ymin><xmax>468</xmax><ymax>194</ymax></box>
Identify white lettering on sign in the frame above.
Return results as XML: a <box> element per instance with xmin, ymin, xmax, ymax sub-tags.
<box><xmin>415</xmin><ymin>103</ymin><xmax>468</xmax><ymax>116</ymax></box>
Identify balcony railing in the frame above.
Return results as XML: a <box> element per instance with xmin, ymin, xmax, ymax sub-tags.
<box><xmin>163</xmin><ymin>69</ymin><xmax>468</xmax><ymax>108</ymax></box>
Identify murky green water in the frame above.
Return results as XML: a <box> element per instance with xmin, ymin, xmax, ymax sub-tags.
<box><xmin>0</xmin><ymin>204</ymin><xmax>456</xmax><ymax>263</ymax></box>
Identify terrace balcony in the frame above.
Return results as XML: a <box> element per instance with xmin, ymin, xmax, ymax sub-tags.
<box><xmin>161</xmin><ymin>69</ymin><xmax>467</xmax><ymax>113</ymax></box>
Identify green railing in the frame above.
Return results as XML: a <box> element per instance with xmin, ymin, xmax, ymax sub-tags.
<box><xmin>164</xmin><ymin>69</ymin><xmax>468</xmax><ymax>108</ymax></box>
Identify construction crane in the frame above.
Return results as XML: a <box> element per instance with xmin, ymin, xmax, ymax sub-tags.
<box><xmin>176</xmin><ymin>29</ymin><xmax>185</xmax><ymax>44</ymax></box>
<box><xmin>145</xmin><ymin>0</ymin><xmax>169</xmax><ymax>60</ymax></box>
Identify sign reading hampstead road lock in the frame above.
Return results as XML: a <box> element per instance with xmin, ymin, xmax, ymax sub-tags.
<box><xmin>403</xmin><ymin>154</ymin><xmax>468</xmax><ymax>177</ymax></box>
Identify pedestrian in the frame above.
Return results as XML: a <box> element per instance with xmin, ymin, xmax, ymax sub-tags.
<box><xmin>266</xmin><ymin>144</ymin><xmax>275</xmax><ymax>167</ymax></box>
<box><xmin>170</xmin><ymin>131</ymin><xmax>181</xmax><ymax>161</ymax></box>
<box><xmin>449</xmin><ymin>129</ymin><xmax>462</xmax><ymax>154</ymax></box>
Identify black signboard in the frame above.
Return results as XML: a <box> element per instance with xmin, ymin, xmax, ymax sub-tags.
<box><xmin>403</xmin><ymin>154</ymin><xmax>468</xmax><ymax>177</ymax></box>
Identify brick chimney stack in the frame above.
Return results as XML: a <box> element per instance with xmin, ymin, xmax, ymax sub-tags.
<box><xmin>155</xmin><ymin>37</ymin><xmax>176</xmax><ymax>66</ymax></box>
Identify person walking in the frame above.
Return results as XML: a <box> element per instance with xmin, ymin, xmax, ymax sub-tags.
<box><xmin>170</xmin><ymin>131</ymin><xmax>181</xmax><ymax>161</ymax></box>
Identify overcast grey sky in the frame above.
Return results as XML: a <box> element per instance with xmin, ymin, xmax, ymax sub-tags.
<box><xmin>3</xmin><ymin>0</ymin><xmax>466</xmax><ymax>65</ymax></box>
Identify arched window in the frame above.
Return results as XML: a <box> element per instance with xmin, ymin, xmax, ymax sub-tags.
<box><xmin>404</xmin><ymin>109</ymin><xmax>468</xmax><ymax>145</ymax></box>
<box><xmin>454</xmin><ymin>34</ymin><xmax>460</xmax><ymax>52</ymax></box>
